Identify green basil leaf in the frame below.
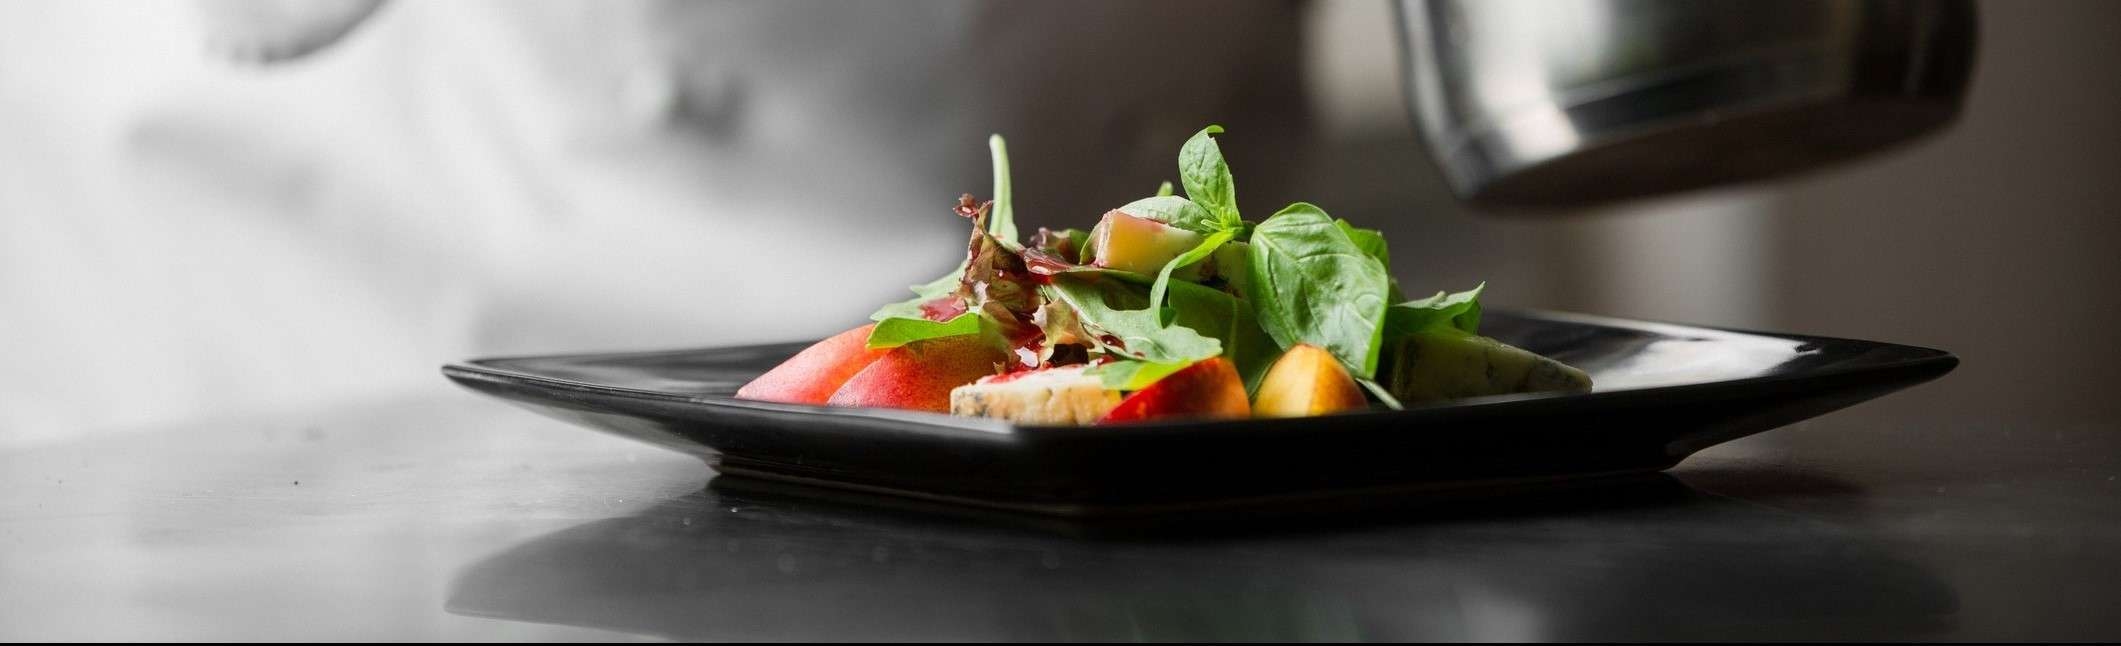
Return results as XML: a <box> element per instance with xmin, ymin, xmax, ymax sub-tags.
<box><xmin>1084</xmin><ymin>359</ymin><xmax>1193</xmax><ymax>391</ymax></box>
<box><xmin>866</xmin><ymin>312</ymin><xmax>982</xmax><ymax>349</ymax></box>
<box><xmin>1147</xmin><ymin>228</ymin><xmax>1237</xmax><ymax>323</ymax></box>
<box><xmin>1045</xmin><ymin>277</ymin><xmax>1221</xmax><ymax>364</ymax></box>
<box><xmin>1383</xmin><ymin>282</ymin><xmax>1485</xmax><ymax>337</ymax></box>
<box><xmin>1244</xmin><ymin>202</ymin><xmax>1393</xmax><ymax>378</ymax></box>
<box><xmin>1166</xmin><ymin>280</ymin><xmax>1281</xmax><ymax>394</ymax></box>
<box><xmin>1336</xmin><ymin>220</ymin><xmax>1389</xmax><ymax>270</ymax></box>
<box><xmin>1336</xmin><ymin>221</ymin><xmax>1399</xmax><ymax>300</ymax></box>
<box><xmin>1116</xmin><ymin>196</ymin><xmax>1220</xmax><ymax>234</ymax></box>
<box><xmin>1178</xmin><ymin>125</ymin><xmax>1241</xmax><ymax>228</ymax></box>
<box><xmin>1156</xmin><ymin>180</ymin><xmax>1174</xmax><ymax>197</ymax></box>
<box><xmin>987</xmin><ymin>134</ymin><xmax>1019</xmax><ymax>248</ymax></box>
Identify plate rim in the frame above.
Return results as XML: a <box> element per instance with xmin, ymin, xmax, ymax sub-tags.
<box><xmin>439</xmin><ymin>308</ymin><xmax>1958</xmax><ymax>436</ymax></box>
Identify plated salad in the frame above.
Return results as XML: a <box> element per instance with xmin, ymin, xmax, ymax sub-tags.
<box><xmin>737</xmin><ymin>127</ymin><xmax>1590</xmax><ymax>424</ymax></box>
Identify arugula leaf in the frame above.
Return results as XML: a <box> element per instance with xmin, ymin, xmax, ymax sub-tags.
<box><xmin>987</xmin><ymin>135</ymin><xmax>1019</xmax><ymax>248</ymax></box>
<box><xmin>1045</xmin><ymin>277</ymin><xmax>1221</xmax><ymax>364</ymax></box>
<box><xmin>866</xmin><ymin>312</ymin><xmax>983</xmax><ymax>349</ymax></box>
<box><xmin>1147</xmin><ymin>228</ymin><xmax>1236</xmax><ymax>323</ymax></box>
<box><xmin>868</xmin><ymin>261</ymin><xmax>966</xmax><ymax>321</ymax></box>
<box><xmin>1244</xmin><ymin>202</ymin><xmax>1393</xmax><ymax>378</ymax></box>
<box><xmin>1383</xmin><ymin>283</ymin><xmax>1485</xmax><ymax>337</ymax></box>
<box><xmin>1156</xmin><ymin>181</ymin><xmax>1174</xmax><ymax>197</ymax></box>
<box><xmin>1166</xmin><ymin>280</ymin><xmax>1281</xmax><ymax>394</ymax></box>
<box><xmin>1085</xmin><ymin>359</ymin><xmax>1193</xmax><ymax>391</ymax></box>
<box><xmin>1116</xmin><ymin>196</ymin><xmax>1220</xmax><ymax>234</ymax></box>
<box><xmin>1178</xmin><ymin>125</ymin><xmax>1242</xmax><ymax>228</ymax></box>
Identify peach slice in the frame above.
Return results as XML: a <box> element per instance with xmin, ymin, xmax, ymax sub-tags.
<box><xmin>827</xmin><ymin>334</ymin><xmax>1009</xmax><ymax>413</ymax></box>
<box><xmin>1098</xmin><ymin>357</ymin><xmax>1251</xmax><ymax>423</ymax></box>
<box><xmin>1252</xmin><ymin>344</ymin><xmax>1367</xmax><ymax>418</ymax></box>
<box><xmin>735</xmin><ymin>324</ymin><xmax>888</xmax><ymax>404</ymax></box>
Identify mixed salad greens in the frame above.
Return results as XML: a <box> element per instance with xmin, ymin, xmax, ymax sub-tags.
<box><xmin>737</xmin><ymin>126</ymin><xmax>1589</xmax><ymax>423</ymax></box>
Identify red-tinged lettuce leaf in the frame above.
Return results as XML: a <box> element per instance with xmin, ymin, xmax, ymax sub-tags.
<box><xmin>1029</xmin><ymin>227</ymin><xmax>1089</xmax><ymax>261</ymax></box>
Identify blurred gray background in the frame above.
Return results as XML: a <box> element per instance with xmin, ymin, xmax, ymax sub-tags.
<box><xmin>2</xmin><ymin>0</ymin><xmax>2117</xmax><ymax>447</ymax></box>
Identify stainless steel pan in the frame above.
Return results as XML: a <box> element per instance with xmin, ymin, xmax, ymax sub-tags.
<box><xmin>1397</xmin><ymin>0</ymin><xmax>1977</xmax><ymax>209</ymax></box>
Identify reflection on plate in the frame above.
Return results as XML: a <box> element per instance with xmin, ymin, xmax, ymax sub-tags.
<box><xmin>442</xmin><ymin>310</ymin><xmax>1956</xmax><ymax>514</ymax></box>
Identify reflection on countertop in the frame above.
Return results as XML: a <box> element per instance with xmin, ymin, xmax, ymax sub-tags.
<box><xmin>447</xmin><ymin>473</ymin><xmax>1954</xmax><ymax>641</ymax></box>
<box><xmin>2</xmin><ymin>395</ymin><xmax>2117</xmax><ymax>641</ymax></box>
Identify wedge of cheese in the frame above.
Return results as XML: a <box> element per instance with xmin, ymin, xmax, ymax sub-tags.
<box><xmin>949</xmin><ymin>365</ymin><xmax>1120</xmax><ymax>425</ymax></box>
<box><xmin>1382</xmin><ymin>327</ymin><xmax>1593</xmax><ymax>404</ymax></box>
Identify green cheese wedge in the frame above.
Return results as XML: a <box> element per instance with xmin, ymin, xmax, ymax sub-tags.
<box><xmin>1382</xmin><ymin>327</ymin><xmax>1592</xmax><ymax>404</ymax></box>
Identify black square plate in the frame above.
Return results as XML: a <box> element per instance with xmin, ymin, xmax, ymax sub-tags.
<box><xmin>442</xmin><ymin>310</ymin><xmax>1954</xmax><ymax>516</ymax></box>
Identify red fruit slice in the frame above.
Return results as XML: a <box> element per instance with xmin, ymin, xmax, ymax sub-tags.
<box><xmin>735</xmin><ymin>324</ymin><xmax>888</xmax><ymax>405</ymax></box>
<box><xmin>1098</xmin><ymin>357</ymin><xmax>1251</xmax><ymax>424</ymax></box>
<box><xmin>826</xmin><ymin>334</ymin><xmax>1009</xmax><ymax>413</ymax></box>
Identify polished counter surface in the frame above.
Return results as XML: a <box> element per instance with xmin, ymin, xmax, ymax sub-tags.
<box><xmin>2</xmin><ymin>394</ymin><xmax>2116</xmax><ymax>641</ymax></box>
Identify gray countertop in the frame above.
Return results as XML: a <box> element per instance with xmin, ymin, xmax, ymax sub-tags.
<box><xmin>2</xmin><ymin>393</ymin><xmax>2116</xmax><ymax>641</ymax></box>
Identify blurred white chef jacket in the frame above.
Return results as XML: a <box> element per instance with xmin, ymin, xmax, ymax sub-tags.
<box><xmin>0</xmin><ymin>0</ymin><xmax>1305</xmax><ymax>445</ymax></box>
